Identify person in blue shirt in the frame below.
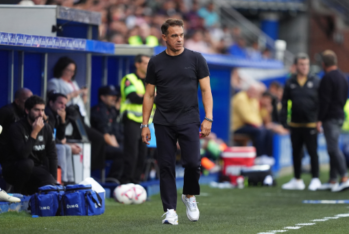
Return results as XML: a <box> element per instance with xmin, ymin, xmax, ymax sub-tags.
<box><xmin>198</xmin><ymin>2</ymin><xmax>219</xmax><ymax>28</ymax></box>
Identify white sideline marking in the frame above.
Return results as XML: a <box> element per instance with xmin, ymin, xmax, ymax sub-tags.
<box><xmin>323</xmin><ymin>217</ymin><xmax>339</xmax><ymax>219</ymax></box>
<box><xmin>258</xmin><ymin>213</ymin><xmax>349</xmax><ymax>233</ymax></box>
<box><xmin>336</xmin><ymin>213</ymin><xmax>349</xmax><ymax>217</ymax></box>
<box><xmin>284</xmin><ymin>226</ymin><xmax>301</xmax><ymax>230</ymax></box>
<box><xmin>295</xmin><ymin>223</ymin><xmax>315</xmax><ymax>226</ymax></box>
<box><xmin>312</xmin><ymin>219</ymin><xmax>329</xmax><ymax>222</ymax></box>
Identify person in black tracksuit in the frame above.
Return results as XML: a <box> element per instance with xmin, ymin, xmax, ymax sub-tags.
<box><xmin>1</xmin><ymin>96</ymin><xmax>57</xmax><ymax>195</ymax></box>
<box><xmin>280</xmin><ymin>53</ymin><xmax>321</xmax><ymax>191</ymax></box>
<box><xmin>0</xmin><ymin>88</ymin><xmax>33</xmax><ymax>154</ymax></box>
<box><xmin>91</xmin><ymin>85</ymin><xmax>124</xmax><ymax>181</ymax></box>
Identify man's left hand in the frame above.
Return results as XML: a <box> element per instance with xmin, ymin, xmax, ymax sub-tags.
<box><xmin>200</xmin><ymin>119</ymin><xmax>212</xmax><ymax>138</ymax></box>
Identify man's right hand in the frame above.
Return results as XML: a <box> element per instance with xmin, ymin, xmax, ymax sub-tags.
<box><xmin>141</xmin><ymin>127</ymin><xmax>151</xmax><ymax>145</ymax></box>
<box><xmin>31</xmin><ymin>117</ymin><xmax>44</xmax><ymax>139</ymax></box>
<box><xmin>57</xmin><ymin>109</ymin><xmax>66</xmax><ymax>123</ymax></box>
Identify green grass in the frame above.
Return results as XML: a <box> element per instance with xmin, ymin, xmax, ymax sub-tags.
<box><xmin>1</xmin><ymin>172</ymin><xmax>349</xmax><ymax>234</ymax></box>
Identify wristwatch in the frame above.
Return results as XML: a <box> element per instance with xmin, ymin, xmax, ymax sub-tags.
<box><xmin>140</xmin><ymin>124</ymin><xmax>149</xmax><ymax>129</ymax></box>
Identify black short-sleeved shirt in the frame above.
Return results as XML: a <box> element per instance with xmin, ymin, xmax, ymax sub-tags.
<box><xmin>146</xmin><ymin>48</ymin><xmax>210</xmax><ymax>126</ymax></box>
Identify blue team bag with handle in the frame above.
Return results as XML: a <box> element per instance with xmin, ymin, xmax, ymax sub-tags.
<box><xmin>30</xmin><ymin>185</ymin><xmax>65</xmax><ymax>217</ymax></box>
<box><xmin>62</xmin><ymin>184</ymin><xmax>103</xmax><ymax>216</ymax></box>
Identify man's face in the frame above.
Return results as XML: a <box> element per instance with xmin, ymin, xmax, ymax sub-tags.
<box><xmin>101</xmin><ymin>95</ymin><xmax>117</xmax><ymax>107</ymax></box>
<box><xmin>15</xmin><ymin>91</ymin><xmax>33</xmax><ymax>112</ymax></box>
<box><xmin>135</xmin><ymin>56</ymin><xmax>150</xmax><ymax>75</ymax></box>
<box><xmin>50</xmin><ymin>96</ymin><xmax>67</xmax><ymax>112</ymax></box>
<box><xmin>162</xmin><ymin>26</ymin><xmax>184</xmax><ymax>52</ymax></box>
<box><xmin>26</xmin><ymin>104</ymin><xmax>45</xmax><ymax>123</ymax></box>
<box><xmin>296</xmin><ymin>58</ymin><xmax>309</xmax><ymax>76</ymax></box>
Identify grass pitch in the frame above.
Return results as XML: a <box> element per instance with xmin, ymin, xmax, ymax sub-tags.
<box><xmin>1</xmin><ymin>172</ymin><xmax>349</xmax><ymax>234</ymax></box>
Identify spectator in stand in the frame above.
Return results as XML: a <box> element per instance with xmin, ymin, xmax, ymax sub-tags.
<box><xmin>198</xmin><ymin>2</ymin><xmax>219</xmax><ymax>28</ymax></box>
<box><xmin>262</xmin><ymin>48</ymin><xmax>272</xmax><ymax>60</ymax></box>
<box><xmin>2</xmin><ymin>96</ymin><xmax>57</xmax><ymax>195</ymax></box>
<box><xmin>128</xmin><ymin>24</ymin><xmax>159</xmax><ymax>46</ymax></box>
<box><xmin>157</xmin><ymin>0</ymin><xmax>180</xmax><ymax>17</ymax></box>
<box><xmin>184</xmin><ymin>1</ymin><xmax>204</xmax><ymax>32</ymax></box>
<box><xmin>47</xmin><ymin>56</ymin><xmax>107</xmax><ymax>173</ymax></box>
<box><xmin>231</xmin><ymin>84</ymin><xmax>274</xmax><ymax>165</ymax></box>
<box><xmin>248</xmin><ymin>40</ymin><xmax>262</xmax><ymax>60</ymax></box>
<box><xmin>317</xmin><ymin>50</ymin><xmax>349</xmax><ymax>192</ymax></box>
<box><xmin>280</xmin><ymin>53</ymin><xmax>321</xmax><ymax>191</ymax></box>
<box><xmin>110</xmin><ymin>33</ymin><xmax>126</xmax><ymax>45</ymax></box>
<box><xmin>46</xmin><ymin>92</ymin><xmax>78</xmax><ymax>185</ymax></box>
<box><xmin>0</xmin><ymin>88</ymin><xmax>33</xmax><ymax>155</ymax></box>
<box><xmin>91</xmin><ymin>85</ymin><xmax>124</xmax><ymax>182</ymax></box>
<box><xmin>229</xmin><ymin>37</ymin><xmax>248</xmax><ymax>59</ymax></box>
<box><xmin>185</xmin><ymin>30</ymin><xmax>211</xmax><ymax>54</ymax></box>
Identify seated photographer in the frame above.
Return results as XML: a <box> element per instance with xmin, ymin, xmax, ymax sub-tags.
<box><xmin>46</xmin><ymin>92</ymin><xmax>81</xmax><ymax>185</ymax></box>
<box><xmin>1</xmin><ymin>96</ymin><xmax>57</xmax><ymax>195</ymax></box>
<box><xmin>91</xmin><ymin>85</ymin><xmax>124</xmax><ymax>181</ymax></box>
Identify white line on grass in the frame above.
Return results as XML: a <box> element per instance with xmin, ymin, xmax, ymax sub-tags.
<box><xmin>258</xmin><ymin>213</ymin><xmax>349</xmax><ymax>233</ymax></box>
<box><xmin>295</xmin><ymin>223</ymin><xmax>315</xmax><ymax>226</ymax></box>
<box><xmin>284</xmin><ymin>227</ymin><xmax>301</xmax><ymax>230</ymax></box>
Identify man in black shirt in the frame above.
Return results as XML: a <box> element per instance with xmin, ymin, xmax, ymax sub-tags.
<box><xmin>2</xmin><ymin>95</ymin><xmax>57</xmax><ymax>195</ymax></box>
<box><xmin>46</xmin><ymin>92</ymin><xmax>79</xmax><ymax>184</ymax></box>
<box><xmin>142</xmin><ymin>19</ymin><xmax>213</xmax><ymax>225</ymax></box>
<box><xmin>91</xmin><ymin>85</ymin><xmax>123</xmax><ymax>181</ymax></box>
<box><xmin>280</xmin><ymin>53</ymin><xmax>321</xmax><ymax>191</ymax></box>
<box><xmin>317</xmin><ymin>50</ymin><xmax>349</xmax><ymax>192</ymax></box>
<box><xmin>0</xmin><ymin>88</ymin><xmax>32</xmax><ymax>156</ymax></box>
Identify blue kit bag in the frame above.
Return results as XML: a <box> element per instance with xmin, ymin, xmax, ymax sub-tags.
<box><xmin>30</xmin><ymin>185</ymin><xmax>65</xmax><ymax>217</ymax></box>
<box><xmin>62</xmin><ymin>184</ymin><xmax>104</xmax><ymax>216</ymax></box>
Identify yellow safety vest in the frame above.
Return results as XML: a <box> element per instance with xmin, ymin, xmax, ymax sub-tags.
<box><xmin>342</xmin><ymin>99</ymin><xmax>349</xmax><ymax>131</ymax></box>
<box><xmin>128</xmin><ymin>35</ymin><xmax>159</xmax><ymax>47</ymax></box>
<box><xmin>120</xmin><ymin>73</ymin><xmax>155</xmax><ymax>123</ymax></box>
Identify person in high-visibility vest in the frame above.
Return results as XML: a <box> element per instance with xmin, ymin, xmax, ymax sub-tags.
<box><xmin>128</xmin><ymin>24</ymin><xmax>159</xmax><ymax>47</ymax></box>
<box><xmin>119</xmin><ymin>54</ymin><xmax>151</xmax><ymax>184</ymax></box>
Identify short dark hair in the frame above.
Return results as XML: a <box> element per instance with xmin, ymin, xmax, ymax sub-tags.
<box><xmin>134</xmin><ymin>54</ymin><xmax>150</xmax><ymax>64</ymax></box>
<box><xmin>53</xmin><ymin>56</ymin><xmax>77</xmax><ymax>79</ymax></box>
<box><xmin>269</xmin><ymin>81</ymin><xmax>283</xmax><ymax>90</ymax></box>
<box><xmin>262</xmin><ymin>91</ymin><xmax>273</xmax><ymax>99</ymax></box>
<box><xmin>322</xmin><ymin>50</ymin><xmax>337</xmax><ymax>67</ymax></box>
<box><xmin>25</xmin><ymin>95</ymin><xmax>45</xmax><ymax>111</ymax></box>
<box><xmin>294</xmin><ymin>53</ymin><xmax>309</xmax><ymax>65</ymax></box>
<box><xmin>161</xmin><ymin>18</ymin><xmax>184</xmax><ymax>35</ymax></box>
<box><xmin>47</xmin><ymin>91</ymin><xmax>67</xmax><ymax>103</ymax></box>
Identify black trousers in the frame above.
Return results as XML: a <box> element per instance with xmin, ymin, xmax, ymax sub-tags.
<box><xmin>120</xmin><ymin>118</ymin><xmax>147</xmax><ymax>184</ymax></box>
<box><xmin>105</xmin><ymin>145</ymin><xmax>124</xmax><ymax>180</ymax></box>
<box><xmin>290</xmin><ymin>127</ymin><xmax>319</xmax><ymax>179</ymax></box>
<box><xmin>85</xmin><ymin>125</ymin><xmax>106</xmax><ymax>170</ymax></box>
<box><xmin>155</xmin><ymin>123</ymin><xmax>201</xmax><ymax>212</ymax></box>
<box><xmin>2</xmin><ymin>158</ymin><xmax>56</xmax><ymax>195</ymax></box>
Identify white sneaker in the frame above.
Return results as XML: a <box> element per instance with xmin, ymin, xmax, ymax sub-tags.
<box><xmin>332</xmin><ymin>180</ymin><xmax>349</xmax><ymax>192</ymax></box>
<box><xmin>308</xmin><ymin>178</ymin><xmax>322</xmax><ymax>191</ymax></box>
<box><xmin>282</xmin><ymin>178</ymin><xmax>305</xmax><ymax>190</ymax></box>
<box><xmin>0</xmin><ymin>190</ymin><xmax>21</xmax><ymax>203</ymax></box>
<box><xmin>317</xmin><ymin>182</ymin><xmax>338</xmax><ymax>191</ymax></box>
<box><xmin>162</xmin><ymin>209</ymin><xmax>178</xmax><ymax>225</ymax></box>
<box><xmin>182</xmin><ymin>195</ymin><xmax>200</xmax><ymax>222</ymax></box>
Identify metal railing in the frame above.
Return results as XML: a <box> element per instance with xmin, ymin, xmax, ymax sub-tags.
<box><xmin>217</xmin><ymin>0</ymin><xmax>295</xmax><ymax>66</ymax></box>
